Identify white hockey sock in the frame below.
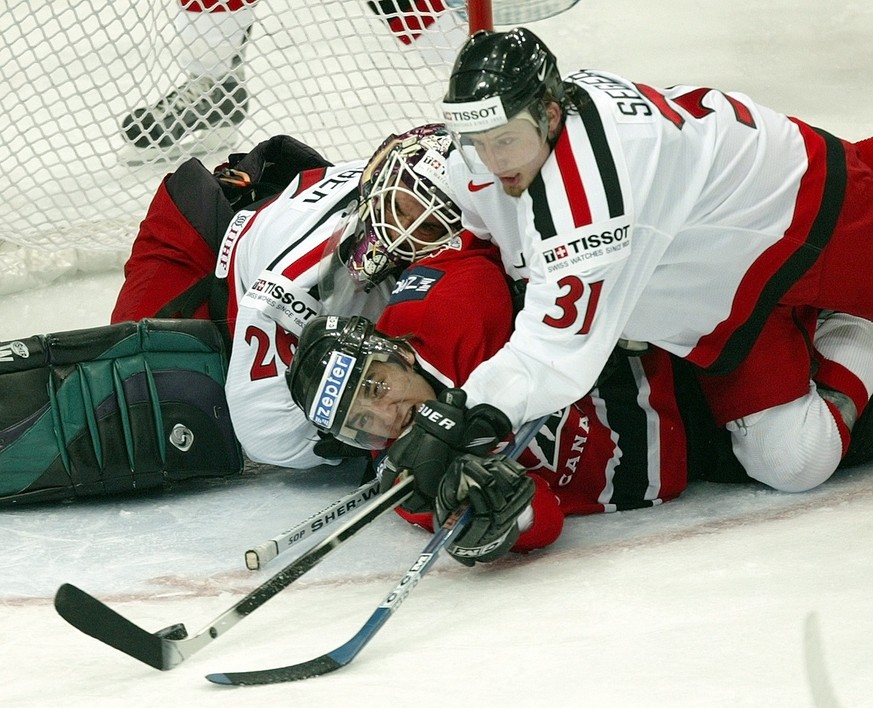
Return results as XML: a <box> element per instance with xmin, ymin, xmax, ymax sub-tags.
<box><xmin>175</xmin><ymin>4</ymin><xmax>256</xmax><ymax>79</ymax></box>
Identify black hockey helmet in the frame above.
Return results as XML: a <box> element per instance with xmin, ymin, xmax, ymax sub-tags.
<box><xmin>286</xmin><ymin>315</ymin><xmax>418</xmax><ymax>450</ymax></box>
<box><xmin>441</xmin><ymin>27</ymin><xmax>563</xmax><ymax>137</ymax></box>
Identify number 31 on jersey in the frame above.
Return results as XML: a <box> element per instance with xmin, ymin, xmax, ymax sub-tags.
<box><xmin>543</xmin><ymin>276</ymin><xmax>603</xmax><ymax>335</ymax></box>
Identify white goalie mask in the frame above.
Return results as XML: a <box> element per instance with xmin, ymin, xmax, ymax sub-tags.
<box><xmin>353</xmin><ymin>124</ymin><xmax>462</xmax><ymax>288</ymax></box>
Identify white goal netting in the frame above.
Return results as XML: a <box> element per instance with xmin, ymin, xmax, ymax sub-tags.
<box><xmin>1</xmin><ymin>0</ymin><xmax>469</xmax><ymax>294</ymax></box>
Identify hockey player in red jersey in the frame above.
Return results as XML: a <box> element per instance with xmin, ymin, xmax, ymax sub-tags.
<box><xmin>382</xmin><ymin>28</ymin><xmax>873</xmax><ymax>532</ymax></box>
<box><xmin>286</xmin><ymin>226</ymin><xmax>703</xmax><ymax>560</ymax></box>
<box><xmin>111</xmin><ymin>125</ymin><xmax>462</xmax><ymax>469</ymax></box>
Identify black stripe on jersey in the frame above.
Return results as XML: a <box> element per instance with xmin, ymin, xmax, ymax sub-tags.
<box><xmin>266</xmin><ymin>194</ymin><xmax>356</xmax><ymax>272</ymax></box>
<box><xmin>530</xmin><ymin>174</ymin><xmax>557</xmax><ymax>240</ymax></box>
<box><xmin>706</xmin><ymin>128</ymin><xmax>846</xmax><ymax>374</ymax></box>
<box><xmin>596</xmin><ymin>357</ymin><xmax>655</xmax><ymax>510</ymax></box>
<box><xmin>577</xmin><ymin>88</ymin><xmax>625</xmax><ymax>218</ymax></box>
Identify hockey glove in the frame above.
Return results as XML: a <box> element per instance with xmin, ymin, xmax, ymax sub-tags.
<box><xmin>435</xmin><ymin>453</ymin><xmax>535</xmax><ymax>566</ymax></box>
<box><xmin>379</xmin><ymin>388</ymin><xmax>511</xmax><ymax>513</ymax></box>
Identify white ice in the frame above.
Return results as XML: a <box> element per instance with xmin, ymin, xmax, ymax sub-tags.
<box><xmin>2</xmin><ymin>1</ymin><xmax>873</xmax><ymax>706</ymax></box>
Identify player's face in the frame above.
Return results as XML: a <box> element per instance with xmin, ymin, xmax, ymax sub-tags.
<box><xmin>378</xmin><ymin>188</ymin><xmax>452</xmax><ymax>247</ymax></box>
<box><xmin>469</xmin><ymin>117</ymin><xmax>550</xmax><ymax>197</ymax></box>
<box><xmin>344</xmin><ymin>357</ymin><xmax>436</xmax><ymax>442</ymax></box>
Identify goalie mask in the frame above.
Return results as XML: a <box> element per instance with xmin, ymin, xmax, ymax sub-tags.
<box><xmin>441</xmin><ymin>28</ymin><xmax>564</xmax><ymax>175</ymax></box>
<box><xmin>286</xmin><ymin>315</ymin><xmax>433</xmax><ymax>450</ymax></box>
<box><xmin>328</xmin><ymin>124</ymin><xmax>461</xmax><ymax>293</ymax></box>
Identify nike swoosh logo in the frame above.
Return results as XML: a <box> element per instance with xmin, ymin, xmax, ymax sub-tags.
<box><xmin>468</xmin><ymin>180</ymin><xmax>494</xmax><ymax>192</ymax></box>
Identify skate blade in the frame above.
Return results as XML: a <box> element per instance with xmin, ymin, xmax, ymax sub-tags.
<box><xmin>117</xmin><ymin>126</ymin><xmax>243</xmax><ymax>167</ymax></box>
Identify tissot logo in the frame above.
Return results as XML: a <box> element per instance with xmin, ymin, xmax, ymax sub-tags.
<box><xmin>542</xmin><ymin>225</ymin><xmax>631</xmax><ymax>263</ymax></box>
<box><xmin>468</xmin><ymin>180</ymin><xmax>494</xmax><ymax>192</ymax></box>
<box><xmin>442</xmin><ymin>105</ymin><xmax>500</xmax><ymax>123</ymax></box>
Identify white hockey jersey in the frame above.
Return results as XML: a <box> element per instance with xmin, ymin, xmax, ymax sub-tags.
<box><xmin>220</xmin><ymin>160</ymin><xmax>389</xmax><ymax>468</ymax></box>
<box><xmin>450</xmin><ymin>69</ymin><xmax>844</xmax><ymax>428</ymax></box>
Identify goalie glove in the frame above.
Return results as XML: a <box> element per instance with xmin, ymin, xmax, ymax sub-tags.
<box><xmin>435</xmin><ymin>453</ymin><xmax>535</xmax><ymax>566</ymax></box>
<box><xmin>379</xmin><ymin>388</ymin><xmax>511</xmax><ymax>513</ymax></box>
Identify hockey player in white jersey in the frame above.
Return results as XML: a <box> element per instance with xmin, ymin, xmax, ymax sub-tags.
<box><xmin>384</xmin><ymin>27</ymin><xmax>873</xmax><ymax>510</ymax></box>
<box><xmin>112</xmin><ymin>125</ymin><xmax>461</xmax><ymax>470</ymax></box>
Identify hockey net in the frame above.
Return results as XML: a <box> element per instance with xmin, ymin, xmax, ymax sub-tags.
<box><xmin>1</xmin><ymin>0</ymin><xmax>476</xmax><ymax>294</ymax></box>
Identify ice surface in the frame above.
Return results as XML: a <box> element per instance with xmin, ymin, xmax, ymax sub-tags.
<box><xmin>2</xmin><ymin>1</ymin><xmax>873</xmax><ymax>706</ymax></box>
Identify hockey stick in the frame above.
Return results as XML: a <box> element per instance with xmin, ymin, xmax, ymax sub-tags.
<box><xmin>206</xmin><ymin>415</ymin><xmax>547</xmax><ymax>686</ymax></box>
<box><xmin>53</xmin><ymin>475</ymin><xmax>414</xmax><ymax>671</ymax></box>
<box><xmin>244</xmin><ymin>478</ymin><xmax>380</xmax><ymax>570</ymax></box>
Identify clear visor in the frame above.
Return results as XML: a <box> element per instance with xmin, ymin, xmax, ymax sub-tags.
<box><xmin>364</xmin><ymin>149</ymin><xmax>460</xmax><ymax>261</ymax></box>
<box><xmin>334</xmin><ymin>350</ymin><xmax>421</xmax><ymax>450</ymax></box>
<box><xmin>450</xmin><ymin>112</ymin><xmax>548</xmax><ymax>176</ymax></box>
<box><xmin>317</xmin><ymin>209</ymin><xmax>392</xmax><ymax>317</ymax></box>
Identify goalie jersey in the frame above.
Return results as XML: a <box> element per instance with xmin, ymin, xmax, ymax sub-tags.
<box><xmin>220</xmin><ymin>160</ymin><xmax>391</xmax><ymax>469</ymax></box>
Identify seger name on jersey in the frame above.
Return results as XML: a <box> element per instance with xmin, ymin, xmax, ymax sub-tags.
<box><xmin>566</xmin><ymin>69</ymin><xmax>654</xmax><ymax>121</ymax></box>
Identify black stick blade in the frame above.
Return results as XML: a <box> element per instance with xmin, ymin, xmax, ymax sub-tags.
<box><xmin>54</xmin><ymin>583</ymin><xmax>170</xmax><ymax>670</ymax></box>
<box><xmin>206</xmin><ymin>656</ymin><xmax>344</xmax><ymax>686</ymax></box>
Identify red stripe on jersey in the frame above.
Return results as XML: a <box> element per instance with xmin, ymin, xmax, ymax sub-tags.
<box><xmin>687</xmin><ymin>122</ymin><xmax>828</xmax><ymax>369</ymax></box>
<box><xmin>292</xmin><ymin>167</ymin><xmax>330</xmax><ymax>197</ymax></box>
<box><xmin>280</xmin><ymin>241</ymin><xmax>325</xmax><ymax>281</ymax></box>
<box><xmin>639</xmin><ymin>349</ymin><xmax>687</xmax><ymax>502</ymax></box>
<box><xmin>814</xmin><ymin>355</ymin><xmax>871</xmax><ymax>420</ymax></box>
<box><xmin>554</xmin><ymin>129</ymin><xmax>593</xmax><ymax>226</ymax></box>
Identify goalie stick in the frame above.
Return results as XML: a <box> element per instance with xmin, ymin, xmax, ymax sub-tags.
<box><xmin>53</xmin><ymin>475</ymin><xmax>414</xmax><ymax>671</ymax></box>
<box><xmin>206</xmin><ymin>415</ymin><xmax>548</xmax><ymax>686</ymax></box>
<box><xmin>244</xmin><ymin>478</ymin><xmax>380</xmax><ymax>570</ymax></box>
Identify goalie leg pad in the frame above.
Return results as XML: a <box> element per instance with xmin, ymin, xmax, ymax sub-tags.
<box><xmin>0</xmin><ymin>319</ymin><xmax>243</xmax><ymax>505</ymax></box>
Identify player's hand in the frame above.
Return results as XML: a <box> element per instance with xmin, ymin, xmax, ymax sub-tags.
<box><xmin>436</xmin><ymin>453</ymin><xmax>535</xmax><ymax>566</ymax></box>
<box><xmin>378</xmin><ymin>389</ymin><xmax>510</xmax><ymax>512</ymax></box>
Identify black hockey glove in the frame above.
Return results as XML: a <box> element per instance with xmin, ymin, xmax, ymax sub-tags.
<box><xmin>379</xmin><ymin>388</ymin><xmax>511</xmax><ymax>513</ymax></box>
<box><xmin>435</xmin><ymin>453</ymin><xmax>535</xmax><ymax>566</ymax></box>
